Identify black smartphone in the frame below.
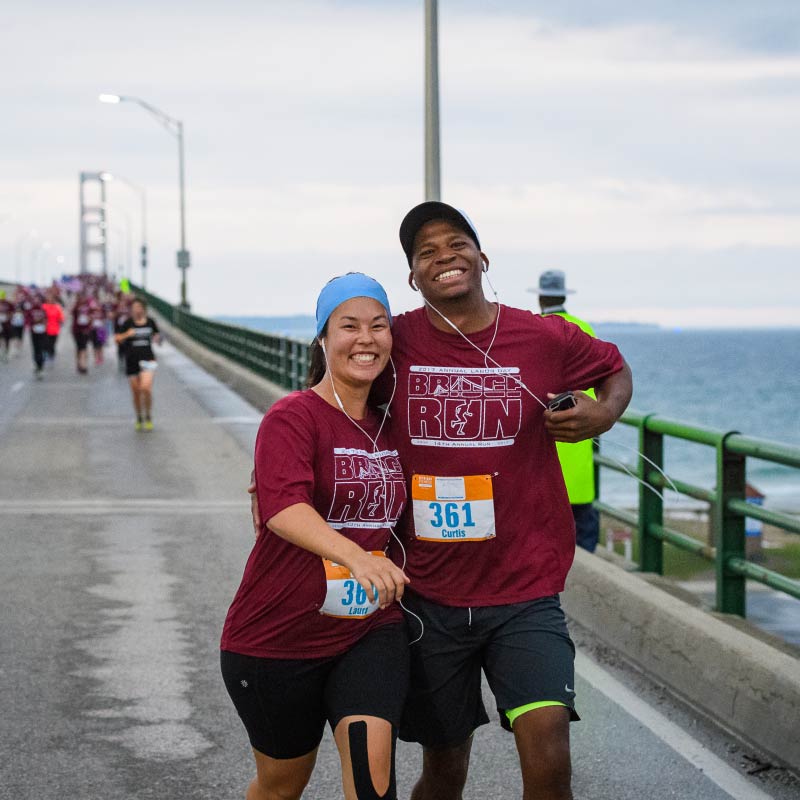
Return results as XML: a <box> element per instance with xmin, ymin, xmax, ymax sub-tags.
<box><xmin>547</xmin><ymin>391</ymin><xmax>577</xmax><ymax>412</ymax></box>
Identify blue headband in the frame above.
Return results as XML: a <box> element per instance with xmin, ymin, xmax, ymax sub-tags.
<box><xmin>315</xmin><ymin>273</ymin><xmax>392</xmax><ymax>337</ymax></box>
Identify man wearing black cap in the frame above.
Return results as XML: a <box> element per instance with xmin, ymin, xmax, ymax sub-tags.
<box><xmin>388</xmin><ymin>202</ymin><xmax>632</xmax><ymax>800</ymax></box>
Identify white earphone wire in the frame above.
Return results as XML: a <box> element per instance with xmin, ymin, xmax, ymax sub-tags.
<box><xmin>320</xmin><ymin>340</ymin><xmax>425</xmax><ymax>642</ymax></box>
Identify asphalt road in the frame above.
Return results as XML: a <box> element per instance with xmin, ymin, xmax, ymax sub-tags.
<box><xmin>1</xmin><ymin>332</ymin><xmax>797</xmax><ymax>799</ymax></box>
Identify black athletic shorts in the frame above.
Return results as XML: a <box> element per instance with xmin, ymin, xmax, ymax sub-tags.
<box><xmin>10</xmin><ymin>325</ymin><xmax>23</xmax><ymax>340</ymax></box>
<box><xmin>73</xmin><ymin>330</ymin><xmax>90</xmax><ymax>351</ymax></box>
<box><xmin>399</xmin><ymin>593</ymin><xmax>578</xmax><ymax>749</ymax></box>
<box><xmin>221</xmin><ymin>623</ymin><xmax>409</xmax><ymax>759</ymax></box>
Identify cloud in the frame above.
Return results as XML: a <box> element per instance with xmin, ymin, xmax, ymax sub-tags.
<box><xmin>1</xmin><ymin>1</ymin><xmax>798</xmax><ymax>326</ymax></box>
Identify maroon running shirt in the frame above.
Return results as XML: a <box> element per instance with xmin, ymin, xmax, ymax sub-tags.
<box><xmin>382</xmin><ymin>305</ymin><xmax>624</xmax><ymax>607</ymax></box>
<box><xmin>72</xmin><ymin>300</ymin><xmax>95</xmax><ymax>333</ymax></box>
<box><xmin>221</xmin><ymin>390</ymin><xmax>406</xmax><ymax>659</ymax></box>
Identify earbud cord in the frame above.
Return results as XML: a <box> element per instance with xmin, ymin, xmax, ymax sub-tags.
<box><xmin>321</xmin><ymin>345</ymin><xmax>425</xmax><ymax>642</ymax></box>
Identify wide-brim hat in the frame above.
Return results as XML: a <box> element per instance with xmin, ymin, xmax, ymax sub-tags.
<box><xmin>527</xmin><ymin>269</ymin><xmax>575</xmax><ymax>296</ymax></box>
<box><xmin>399</xmin><ymin>201</ymin><xmax>480</xmax><ymax>264</ymax></box>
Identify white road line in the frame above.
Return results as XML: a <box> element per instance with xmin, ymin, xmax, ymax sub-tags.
<box><xmin>575</xmin><ymin>651</ymin><xmax>773</xmax><ymax>800</ymax></box>
<box><xmin>11</xmin><ymin>381</ymin><xmax>24</xmax><ymax>393</ymax></box>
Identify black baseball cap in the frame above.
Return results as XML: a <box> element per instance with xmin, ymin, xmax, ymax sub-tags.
<box><xmin>399</xmin><ymin>201</ymin><xmax>481</xmax><ymax>264</ymax></box>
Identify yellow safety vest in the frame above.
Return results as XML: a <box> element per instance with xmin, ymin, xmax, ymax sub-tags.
<box><xmin>543</xmin><ymin>310</ymin><xmax>596</xmax><ymax>504</ymax></box>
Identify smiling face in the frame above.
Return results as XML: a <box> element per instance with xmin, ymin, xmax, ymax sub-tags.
<box><xmin>321</xmin><ymin>296</ymin><xmax>392</xmax><ymax>389</ymax></box>
<box><xmin>409</xmin><ymin>219</ymin><xmax>487</xmax><ymax>303</ymax></box>
<box><xmin>130</xmin><ymin>299</ymin><xmax>147</xmax><ymax>321</ymax></box>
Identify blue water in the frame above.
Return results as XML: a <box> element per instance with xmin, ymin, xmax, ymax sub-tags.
<box><xmin>221</xmin><ymin>317</ymin><xmax>800</xmax><ymax>511</ymax></box>
<box><xmin>597</xmin><ymin>328</ymin><xmax>800</xmax><ymax>511</ymax></box>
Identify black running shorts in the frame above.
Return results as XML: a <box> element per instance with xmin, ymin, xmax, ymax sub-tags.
<box><xmin>221</xmin><ymin>623</ymin><xmax>409</xmax><ymax>759</ymax></box>
<box><xmin>73</xmin><ymin>330</ymin><xmax>90</xmax><ymax>351</ymax></box>
<box><xmin>399</xmin><ymin>593</ymin><xmax>578</xmax><ymax>749</ymax></box>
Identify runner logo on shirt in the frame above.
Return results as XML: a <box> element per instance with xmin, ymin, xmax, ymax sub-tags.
<box><xmin>408</xmin><ymin>366</ymin><xmax>522</xmax><ymax>448</ymax></box>
<box><xmin>327</xmin><ymin>447</ymin><xmax>405</xmax><ymax>529</ymax></box>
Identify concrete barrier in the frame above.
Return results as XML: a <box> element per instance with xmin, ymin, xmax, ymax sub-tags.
<box><xmin>564</xmin><ymin>548</ymin><xmax>800</xmax><ymax>770</ymax></box>
<box><xmin>153</xmin><ymin>311</ymin><xmax>800</xmax><ymax>771</ymax></box>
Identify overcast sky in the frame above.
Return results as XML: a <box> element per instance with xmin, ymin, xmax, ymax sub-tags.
<box><xmin>2</xmin><ymin>0</ymin><xmax>799</xmax><ymax>327</ymax></box>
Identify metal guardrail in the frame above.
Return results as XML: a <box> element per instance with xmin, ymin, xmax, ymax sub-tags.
<box><xmin>131</xmin><ymin>285</ymin><xmax>799</xmax><ymax>618</ymax></box>
<box><xmin>596</xmin><ymin>413</ymin><xmax>800</xmax><ymax>616</ymax></box>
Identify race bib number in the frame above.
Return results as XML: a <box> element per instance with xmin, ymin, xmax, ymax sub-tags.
<box><xmin>412</xmin><ymin>474</ymin><xmax>496</xmax><ymax>542</ymax></box>
<box><xmin>92</xmin><ymin>319</ymin><xmax>104</xmax><ymax>328</ymax></box>
<box><xmin>0</xmin><ymin>313</ymin><xmax>7</xmax><ymax>323</ymax></box>
<box><xmin>320</xmin><ymin>551</ymin><xmax>386</xmax><ymax>618</ymax></box>
<box><xmin>32</xmin><ymin>324</ymin><xmax>46</xmax><ymax>334</ymax></box>
<box><xmin>77</xmin><ymin>314</ymin><xmax>89</xmax><ymax>326</ymax></box>
<box><xmin>11</xmin><ymin>312</ymin><xmax>24</xmax><ymax>326</ymax></box>
<box><xmin>139</xmin><ymin>360</ymin><xmax>158</xmax><ymax>371</ymax></box>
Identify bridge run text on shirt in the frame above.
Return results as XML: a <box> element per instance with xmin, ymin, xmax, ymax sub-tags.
<box><xmin>407</xmin><ymin>365</ymin><xmax>522</xmax><ymax>448</ymax></box>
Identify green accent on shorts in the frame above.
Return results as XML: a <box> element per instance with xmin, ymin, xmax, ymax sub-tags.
<box><xmin>505</xmin><ymin>701</ymin><xmax>568</xmax><ymax>728</ymax></box>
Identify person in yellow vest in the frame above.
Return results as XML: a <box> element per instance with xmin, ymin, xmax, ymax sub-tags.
<box><xmin>530</xmin><ymin>269</ymin><xmax>600</xmax><ymax>552</ymax></box>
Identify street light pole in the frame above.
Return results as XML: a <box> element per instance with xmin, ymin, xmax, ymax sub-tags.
<box><xmin>176</xmin><ymin>120</ymin><xmax>188</xmax><ymax>306</ymax></box>
<box><xmin>99</xmin><ymin>93</ymin><xmax>190</xmax><ymax>307</ymax></box>
<box><xmin>424</xmin><ymin>0</ymin><xmax>441</xmax><ymax>201</ymax></box>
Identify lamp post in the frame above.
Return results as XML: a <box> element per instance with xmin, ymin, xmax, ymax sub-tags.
<box><xmin>99</xmin><ymin>93</ymin><xmax>190</xmax><ymax>307</ymax></box>
<box><xmin>424</xmin><ymin>0</ymin><xmax>441</xmax><ymax>201</ymax></box>
<box><xmin>100</xmin><ymin>172</ymin><xmax>148</xmax><ymax>287</ymax></box>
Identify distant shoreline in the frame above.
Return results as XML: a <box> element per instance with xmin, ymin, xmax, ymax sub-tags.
<box><xmin>214</xmin><ymin>315</ymin><xmax>800</xmax><ymax>335</ymax></box>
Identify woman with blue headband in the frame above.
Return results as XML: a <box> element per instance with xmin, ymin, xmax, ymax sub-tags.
<box><xmin>221</xmin><ymin>273</ymin><xmax>409</xmax><ymax>800</ymax></box>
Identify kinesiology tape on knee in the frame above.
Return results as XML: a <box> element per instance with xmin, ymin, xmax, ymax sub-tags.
<box><xmin>347</xmin><ymin>720</ymin><xmax>397</xmax><ymax>800</ymax></box>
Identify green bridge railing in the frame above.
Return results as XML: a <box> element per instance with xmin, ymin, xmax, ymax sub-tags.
<box><xmin>596</xmin><ymin>414</ymin><xmax>800</xmax><ymax>615</ymax></box>
<box><xmin>134</xmin><ymin>286</ymin><xmax>800</xmax><ymax>618</ymax></box>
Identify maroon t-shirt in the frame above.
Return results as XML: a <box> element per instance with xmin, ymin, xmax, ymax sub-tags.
<box><xmin>221</xmin><ymin>390</ymin><xmax>407</xmax><ymax>659</ymax></box>
<box><xmin>72</xmin><ymin>300</ymin><xmax>94</xmax><ymax>333</ymax></box>
<box><xmin>26</xmin><ymin>303</ymin><xmax>47</xmax><ymax>334</ymax></box>
<box><xmin>384</xmin><ymin>305</ymin><xmax>624</xmax><ymax>607</ymax></box>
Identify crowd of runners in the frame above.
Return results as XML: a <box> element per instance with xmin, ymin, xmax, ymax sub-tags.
<box><xmin>0</xmin><ymin>274</ymin><xmax>161</xmax><ymax>430</ymax></box>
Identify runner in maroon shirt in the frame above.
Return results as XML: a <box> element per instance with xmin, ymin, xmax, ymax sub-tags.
<box><xmin>71</xmin><ymin>293</ymin><xmax>94</xmax><ymax>374</ymax></box>
<box><xmin>90</xmin><ymin>302</ymin><xmax>108</xmax><ymax>365</ymax></box>
<box><xmin>223</xmin><ymin>274</ymin><xmax>410</xmax><ymax>800</ymax></box>
<box><xmin>26</xmin><ymin>294</ymin><xmax>49</xmax><ymax>378</ymax></box>
<box><xmin>387</xmin><ymin>203</ymin><xmax>632</xmax><ymax>800</ymax></box>
<box><xmin>8</xmin><ymin>290</ymin><xmax>27</xmax><ymax>359</ymax></box>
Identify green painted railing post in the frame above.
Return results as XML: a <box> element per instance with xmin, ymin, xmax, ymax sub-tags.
<box><xmin>639</xmin><ymin>414</ymin><xmax>664</xmax><ymax>573</ymax></box>
<box><xmin>279</xmin><ymin>339</ymin><xmax>289</xmax><ymax>389</ymax></box>
<box><xmin>716</xmin><ymin>433</ymin><xmax>746</xmax><ymax>616</ymax></box>
<box><xmin>290</xmin><ymin>341</ymin><xmax>300</xmax><ymax>390</ymax></box>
